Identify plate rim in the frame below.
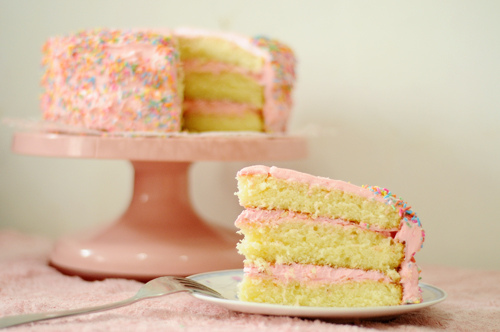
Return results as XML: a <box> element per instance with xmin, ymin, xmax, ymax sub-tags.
<box><xmin>188</xmin><ymin>269</ymin><xmax>447</xmax><ymax>318</ymax></box>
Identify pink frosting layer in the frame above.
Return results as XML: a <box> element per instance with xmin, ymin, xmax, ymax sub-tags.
<box><xmin>183</xmin><ymin>100</ymin><xmax>260</xmax><ymax>116</ymax></box>
<box><xmin>396</xmin><ymin>219</ymin><xmax>425</xmax><ymax>261</ymax></box>
<box><xmin>237</xmin><ymin>165</ymin><xmax>387</xmax><ymax>204</ymax></box>
<box><xmin>244</xmin><ymin>263</ymin><xmax>393</xmax><ymax>283</ymax></box>
<box><xmin>399</xmin><ymin>261</ymin><xmax>422</xmax><ymax>303</ymax></box>
<box><xmin>236</xmin><ymin>208</ymin><xmax>395</xmax><ymax>235</ymax></box>
<box><xmin>183</xmin><ymin>60</ymin><xmax>262</xmax><ymax>80</ymax></box>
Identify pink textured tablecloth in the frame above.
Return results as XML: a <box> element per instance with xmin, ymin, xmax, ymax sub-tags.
<box><xmin>1</xmin><ymin>231</ymin><xmax>499</xmax><ymax>332</ymax></box>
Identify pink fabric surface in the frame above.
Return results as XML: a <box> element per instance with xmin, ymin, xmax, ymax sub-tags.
<box><xmin>1</xmin><ymin>230</ymin><xmax>499</xmax><ymax>332</ymax></box>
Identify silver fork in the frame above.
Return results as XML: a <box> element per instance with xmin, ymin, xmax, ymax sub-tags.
<box><xmin>0</xmin><ymin>276</ymin><xmax>223</xmax><ymax>329</ymax></box>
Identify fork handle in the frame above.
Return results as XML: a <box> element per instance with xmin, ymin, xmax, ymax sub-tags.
<box><xmin>0</xmin><ymin>297</ymin><xmax>137</xmax><ymax>329</ymax></box>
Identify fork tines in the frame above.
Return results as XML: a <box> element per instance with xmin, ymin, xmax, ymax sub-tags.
<box><xmin>172</xmin><ymin>277</ymin><xmax>224</xmax><ymax>298</ymax></box>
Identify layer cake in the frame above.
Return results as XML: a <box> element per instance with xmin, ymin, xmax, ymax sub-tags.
<box><xmin>40</xmin><ymin>28</ymin><xmax>296</xmax><ymax>134</ymax></box>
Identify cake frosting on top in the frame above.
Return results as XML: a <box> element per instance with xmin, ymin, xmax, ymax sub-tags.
<box><xmin>41</xmin><ymin>29</ymin><xmax>183</xmax><ymax>133</ymax></box>
<box><xmin>40</xmin><ymin>28</ymin><xmax>296</xmax><ymax>134</ymax></box>
<box><xmin>235</xmin><ymin>165</ymin><xmax>425</xmax><ymax>307</ymax></box>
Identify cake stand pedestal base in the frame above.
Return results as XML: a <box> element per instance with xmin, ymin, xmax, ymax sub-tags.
<box><xmin>12</xmin><ymin>132</ymin><xmax>307</xmax><ymax>281</ymax></box>
<box><xmin>49</xmin><ymin>161</ymin><xmax>242</xmax><ymax>281</ymax></box>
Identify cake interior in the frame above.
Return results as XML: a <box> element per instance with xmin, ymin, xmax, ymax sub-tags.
<box><xmin>183</xmin><ymin>72</ymin><xmax>263</xmax><ymax>107</ymax></box>
<box><xmin>238</xmin><ymin>277</ymin><xmax>403</xmax><ymax>307</ymax></box>
<box><xmin>237</xmin><ymin>174</ymin><xmax>402</xmax><ymax>230</ymax></box>
<box><xmin>237</xmin><ymin>217</ymin><xmax>404</xmax><ymax>274</ymax></box>
<box><xmin>178</xmin><ymin>36</ymin><xmax>265</xmax><ymax>132</ymax></box>
<box><xmin>178</xmin><ymin>36</ymin><xmax>264</xmax><ymax>71</ymax></box>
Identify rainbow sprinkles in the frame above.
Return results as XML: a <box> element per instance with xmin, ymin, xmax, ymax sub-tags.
<box><xmin>41</xmin><ymin>29</ymin><xmax>183</xmax><ymax>133</ymax></box>
<box><xmin>364</xmin><ymin>185</ymin><xmax>426</xmax><ymax>249</ymax></box>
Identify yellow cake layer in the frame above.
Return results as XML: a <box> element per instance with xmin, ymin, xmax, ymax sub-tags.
<box><xmin>237</xmin><ymin>220</ymin><xmax>404</xmax><ymax>273</ymax></box>
<box><xmin>184</xmin><ymin>72</ymin><xmax>264</xmax><ymax>108</ymax></box>
<box><xmin>183</xmin><ymin>112</ymin><xmax>263</xmax><ymax>132</ymax></box>
<box><xmin>237</xmin><ymin>174</ymin><xmax>401</xmax><ymax>229</ymax></box>
<box><xmin>178</xmin><ymin>37</ymin><xmax>263</xmax><ymax>72</ymax></box>
<box><xmin>239</xmin><ymin>277</ymin><xmax>402</xmax><ymax>307</ymax></box>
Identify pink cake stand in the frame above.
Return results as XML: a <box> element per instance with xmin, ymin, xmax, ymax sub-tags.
<box><xmin>11</xmin><ymin>132</ymin><xmax>307</xmax><ymax>281</ymax></box>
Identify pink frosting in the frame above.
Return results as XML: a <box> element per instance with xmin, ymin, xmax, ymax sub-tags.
<box><xmin>244</xmin><ymin>263</ymin><xmax>393</xmax><ymax>284</ymax></box>
<box><xmin>182</xmin><ymin>60</ymin><xmax>263</xmax><ymax>79</ymax></box>
<box><xmin>237</xmin><ymin>165</ymin><xmax>387</xmax><ymax>204</ymax></box>
<box><xmin>183</xmin><ymin>100</ymin><xmax>260</xmax><ymax>116</ymax></box>
<box><xmin>399</xmin><ymin>261</ymin><xmax>422</xmax><ymax>303</ymax></box>
<box><xmin>41</xmin><ymin>29</ymin><xmax>182</xmax><ymax>133</ymax></box>
<box><xmin>396</xmin><ymin>220</ymin><xmax>425</xmax><ymax>262</ymax></box>
<box><xmin>395</xmin><ymin>222</ymin><xmax>424</xmax><ymax>303</ymax></box>
<box><xmin>235</xmin><ymin>208</ymin><xmax>395</xmax><ymax>235</ymax></box>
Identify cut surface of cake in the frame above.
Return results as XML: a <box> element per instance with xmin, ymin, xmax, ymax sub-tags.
<box><xmin>40</xmin><ymin>28</ymin><xmax>296</xmax><ymax>134</ymax></box>
<box><xmin>235</xmin><ymin>165</ymin><xmax>425</xmax><ymax>307</ymax></box>
<box><xmin>176</xmin><ymin>28</ymin><xmax>296</xmax><ymax>133</ymax></box>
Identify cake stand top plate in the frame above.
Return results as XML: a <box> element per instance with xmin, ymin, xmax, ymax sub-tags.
<box><xmin>12</xmin><ymin>132</ymin><xmax>308</xmax><ymax>162</ymax></box>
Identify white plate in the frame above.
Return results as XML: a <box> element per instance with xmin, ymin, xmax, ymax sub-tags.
<box><xmin>188</xmin><ymin>269</ymin><xmax>446</xmax><ymax>320</ymax></box>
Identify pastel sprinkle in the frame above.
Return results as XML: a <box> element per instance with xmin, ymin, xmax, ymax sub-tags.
<box><xmin>41</xmin><ymin>28</ymin><xmax>182</xmax><ymax>132</ymax></box>
<box><xmin>362</xmin><ymin>184</ymin><xmax>425</xmax><ymax>248</ymax></box>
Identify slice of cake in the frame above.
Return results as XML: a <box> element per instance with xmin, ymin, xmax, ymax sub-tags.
<box><xmin>175</xmin><ymin>28</ymin><xmax>296</xmax><ymax>133</ymax></box>
<box><xmin>235</xmin><ymin>165</ymin><xmax>425</xmax><ymax>307</ymax></box>
<box><xmin>41</xmin><ymin>29</ymin><xmax>183</xmax><ymax>133</ymax></box>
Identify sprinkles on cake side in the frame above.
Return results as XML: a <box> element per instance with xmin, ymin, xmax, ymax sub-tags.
<box><xmin>41</xmin><ymin>29</ymin><xmax>183</xmax><ymax>133</ymax></box>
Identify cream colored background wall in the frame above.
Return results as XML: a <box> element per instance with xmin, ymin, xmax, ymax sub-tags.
<box><xmin>1</xmin><ymin>1</ymin><xmax>499</xmax><ymax>270</ymax></box>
